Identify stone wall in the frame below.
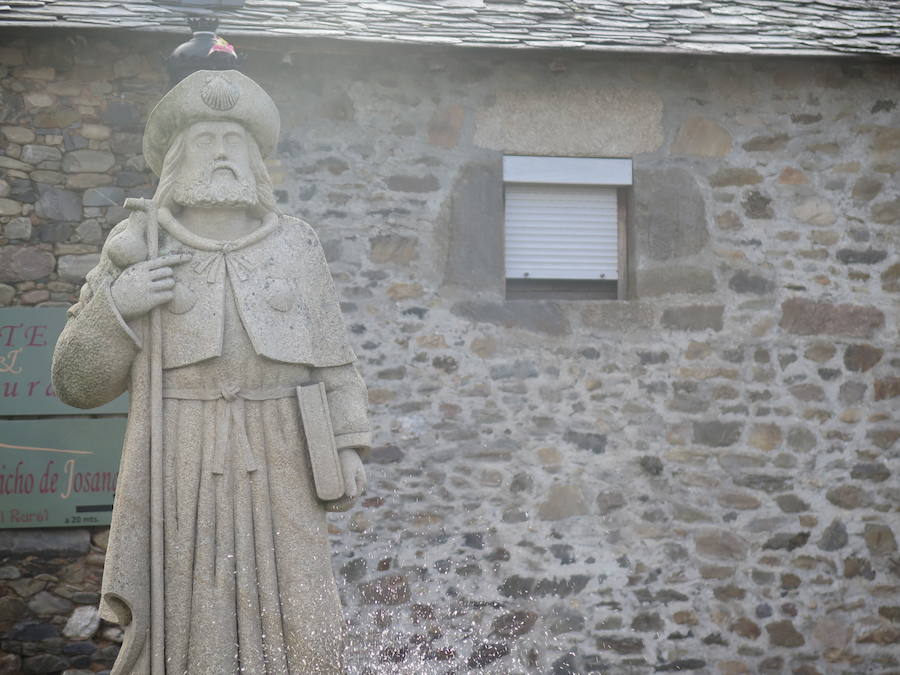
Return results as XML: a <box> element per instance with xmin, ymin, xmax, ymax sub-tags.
<box><xmin>1</xmin><ymin>29</ymin><xmax>899</xmax><ymax>674</ymax></box>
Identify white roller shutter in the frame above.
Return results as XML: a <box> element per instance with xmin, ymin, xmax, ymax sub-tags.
<box><xmin>504</xmin><ymin>183</ymin><xmax>619</xmax><ymax>280</ymax></box>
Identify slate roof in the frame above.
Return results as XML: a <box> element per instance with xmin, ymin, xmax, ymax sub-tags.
<box><xmin>1</xmin><ymin>0</ymin><xmax>899</xmax><ymax>58</ymax></box>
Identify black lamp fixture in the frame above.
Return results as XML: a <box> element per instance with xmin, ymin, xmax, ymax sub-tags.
<box><xmin>153</xmin><ymin>0</ymin><xmax>245</xmax><ymax>88</ymax></box>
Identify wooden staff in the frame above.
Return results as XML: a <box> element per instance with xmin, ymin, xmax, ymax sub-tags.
<box><xmin>124</xmin><ymin>197</ymin><xmax>165</xmax><ymax>673</ymax></box>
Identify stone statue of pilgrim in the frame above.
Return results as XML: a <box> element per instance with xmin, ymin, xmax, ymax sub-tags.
<box><xmin>52</xmin><ymin>70</ymin><xmax>370</xmax><ymax>674</ymax></box>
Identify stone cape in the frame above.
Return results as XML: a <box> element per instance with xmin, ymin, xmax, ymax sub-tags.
<box><xmin>147</xmin><ymin>208</ymin><xmax>356</xmax><ymax>369</ymax></box>
<box><xmin>52</xmin><ymin>212</ymin><xmax>370</xmax><ymax>674</ymax></box>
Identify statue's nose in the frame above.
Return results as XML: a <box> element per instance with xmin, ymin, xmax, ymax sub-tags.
<box><xmin>214</xmin><ymin>136</ymin><xmax>227</xmax><ymax>159</ymax></box>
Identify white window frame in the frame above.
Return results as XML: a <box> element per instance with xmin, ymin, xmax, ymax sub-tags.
<box><xmin>503</xmin><ymin>156</ymin><xmax>633</xmax><ymax>300</ymax></box>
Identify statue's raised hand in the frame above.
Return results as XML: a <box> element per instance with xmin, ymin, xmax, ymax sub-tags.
<box><xmin>111</xmin><ymin>254</ymin><xmax>193</xmax><ymax>320</ymax></box>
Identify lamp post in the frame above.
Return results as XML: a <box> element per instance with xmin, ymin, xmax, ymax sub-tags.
<box><xmin>153</xmin><ymin>0</ymin><xmax>245</xmax><ymax>87</ymax></box>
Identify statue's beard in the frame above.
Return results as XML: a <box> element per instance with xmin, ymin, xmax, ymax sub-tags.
<box><xmin>171</xmin><ymin>166</ymin><xmax>258</xmax><ymax>209</ymax></box>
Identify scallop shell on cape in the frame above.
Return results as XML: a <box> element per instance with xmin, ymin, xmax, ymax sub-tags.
<box><xmin>200</xmin><ymin>75</ymin><xmax>240</xmax><ymax>111</ymax></box>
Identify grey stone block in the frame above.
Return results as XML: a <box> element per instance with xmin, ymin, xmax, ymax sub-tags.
<box><xmin>83</xmin><ymin>186</ymin><xmax>125</xmax><ymax>207</ymax></box>
<box><xmin>742</xmin><ymin>190</ymin><xmax>773</xmax><ymax>219</ymax></box>
<box><xmin>0</xmin><ymin>528</ymin><xmax>90</xmax><ymax>556</ymax></box>
<box><xmin>103</xmin><ymin>101</ymin><xmax>141</xmax><ymax>129</ymax></box>
<box><xmin>693</xmin><ymin>420</ymin><xmax>743</xmax><ymax>447</ymax></box>
<box><xmin>386</xmin><ymin>174</ymin><xmax>439</xmax><ymax>193</ymax></box>
<box><xmin>35</xmin><ymin>185</ymin><xmax>81</xmax><ymax>221</ymax></box>
<box><xmin>37</xmin><ymin>222</ymin><xmax>74</xmax><ymax>243</ymax></box>
<box><xmin>0</xmin><ymin>245</ymin><xmax>56</xmax><ymax>282</ymax></box>
<box><xmin>818</xmin><ymin>520</ymin><xmax>848</xmax><ymax>551</ymax></box>
<box><xmin>474</xmin><ymin>86</ymin><xmax>663</xmax><ymax>156</ymax></box>
<box><xmin>662</xmin><ymin>304</ymin><xmax>724</xmax><ymax>331</ymax></box>
<box><xmin>580</xmin><ymin>301</ymin><xmax>654</xmax><ymax>331</ymax></box>
<box><xmin>444</xmin><ymin>159</ymin><xmax>504</xmax><ymax>293</ymax></box>
<box><xmin>489</xmin><ymin>360</ymin><xmax>539</xmax><ymax>380</ymax></box>
<box><xmin>636</xmin><ymin>266</ymin><xmax>716</xmax><ymax>297</ymax></box>
<box><xmin>5</xmin><ymin>216</ymin><xmax>32</xmax><ymax>240</ymax></box>
<box><xmin>368</xmin><ymin>234</ymin><xmax>418</xmax><ymax>265</ymax></box>
<box><xmin>452</xmin><ymin>299</ymin><xmax>570</xmax><ymax>336</ymax></box>
<box><xmin>836</xmin><ymin>248</ymin><xmax>887</xmax><ymax>265</ymax></box>
<box><xmin>564</xmin><ymin>429</ymin><xmax>607</xmax><ymax>454</ymax></box>
<box><xmin>23</xmin><ymin>654</ymin><xmax>69</xmax><ymax>674</ymax></box>
<box><xmin>61</xmin><ymin>149</ymin><xmax>115</xmax><ymax>174</ymax></box>
<box><xmin>28</xmin><ymin>590</ymin><xmax>74</xmax><ymax>615</ymax></box>
<box><xmin>780</xmin><ymin>298</ymin><xmax>884</xmax><ymax>338</ymax></box>
<box><xmin>57</xmin><ymin>254</ymin><xmax>101</xmax><ymax>282</ymax></box>
<box><xmin>729</xmin><ymin>270</ymin><xmax>775</xmax><ymax>295</ymax></box>
<box><xmin>634</xmin><ymin>167</ymin><xmax>708</xmax><ymax>261</ymax></box>
<box><xmin>20</xmin><ymin>144</ymin><xmax>61</xmax><ymax>165</ymax></box>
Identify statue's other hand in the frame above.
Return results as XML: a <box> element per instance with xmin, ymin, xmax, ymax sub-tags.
<box><xmin>111</xmin><ymin>253</ymin><xmax>193</xmax><ymax>321</ymax></box>
<box><xmin>339</xmin><ymin>448</ymin><xmax>367</xmax><ymax>498</ymax></box>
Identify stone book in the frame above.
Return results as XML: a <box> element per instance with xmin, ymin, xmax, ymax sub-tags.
<box><xmin>297</xmin><ymin>382</ymin><xmax>345</xmax><ymax>501</ymax></box>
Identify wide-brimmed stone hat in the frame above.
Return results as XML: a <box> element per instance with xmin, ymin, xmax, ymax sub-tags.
<box><xmin>143</xmin><ymin>69</ymin><xmax>280</xmax><ymax>176</ymax></box>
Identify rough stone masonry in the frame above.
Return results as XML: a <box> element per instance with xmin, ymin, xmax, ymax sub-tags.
<box><xmin>0</xmin><ymin>30</ymin><xmax>898</xmax><ymax>674</ymax></box>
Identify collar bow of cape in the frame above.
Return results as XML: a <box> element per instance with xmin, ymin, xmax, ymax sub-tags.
<box><xmin>157</xmin><ymin>208</ymin><xmax>279</xmax><ymax>283</ymax></box>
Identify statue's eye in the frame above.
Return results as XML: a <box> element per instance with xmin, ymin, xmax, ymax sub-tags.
<box><xmin>225</xmin><ymin>133</ymin><xmax>243</xmax><ymax>146</ymax></box>
<box><xmin>194</xmin><ymin>134</ymin><xmax>213</xmax><ymax>147</ymax></box>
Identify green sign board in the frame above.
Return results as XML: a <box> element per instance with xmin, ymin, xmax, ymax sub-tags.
<box><xmin>0</xmin><ymin>418</ymin><xmax>126</xmax><ymax>528</ymax></box>
<box><xmin>0</xmin><ymin>307</ymin><xmax>128</xmax><ymax>415</ymax></box>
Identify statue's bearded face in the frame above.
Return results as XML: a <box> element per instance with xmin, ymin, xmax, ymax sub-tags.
<box><xmin>171</xmin><ymin>120</ymin><xmax>258</xmax><ymax>209</ymax></box>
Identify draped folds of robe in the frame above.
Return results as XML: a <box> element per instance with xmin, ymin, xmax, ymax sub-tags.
<box><xmin>52</xmin><ymin>213</ymin><xmax>370</xmax><ymax>675</ymax></box>
<box><xmin>161</xmin><ymin>285</ymin><xmax>345</xmax><ymax>674</ymax></box>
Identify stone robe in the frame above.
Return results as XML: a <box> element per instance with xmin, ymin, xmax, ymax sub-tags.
<box><xmin>52</xmin><ymin>211</ymin><xmax>370</xmax><ymax>674</ymax></box>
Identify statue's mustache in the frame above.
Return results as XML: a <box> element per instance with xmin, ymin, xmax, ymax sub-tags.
<box><xmin>170</xmin><ymin>165</ymin><xmax>257</xmax><ymax>208</ymax></box>
<box><xmin>211</xmin><ymin>161</ymin><xmax>239</xmax><ymax>179</ymax></box>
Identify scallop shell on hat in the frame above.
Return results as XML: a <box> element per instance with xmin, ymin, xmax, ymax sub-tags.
<box><xmin>200</xmin><ymin>74</ymin><xmax>240</xmax><ymax>111</ymax></box>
